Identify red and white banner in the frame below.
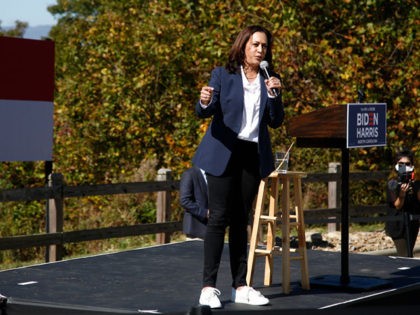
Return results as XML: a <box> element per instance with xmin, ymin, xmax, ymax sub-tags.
<box><xmin>0</xmin><ymin>36</ymin><xmax>54</xmax><ymax>161</ymax></box>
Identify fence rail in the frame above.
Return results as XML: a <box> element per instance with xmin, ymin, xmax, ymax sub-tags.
<box><xmin>0</xmin><ymin>168</ymin><xmax>391</xmax><ymax>261</ymax></box>
<box><xmin>0</xmin><ymin>222</ymin><xmax>182</xmax><ymax>251</ymax></box>
<box><xmin>0</xmin><ymin>181</ymin><xmax>179</xmax><ymax>202</ymax></box>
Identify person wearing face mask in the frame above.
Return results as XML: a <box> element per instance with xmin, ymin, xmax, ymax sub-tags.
<box><xmin>385</xmin><ymin>149</ymin><xmax>420</xmax><ymax>257</ymax></box>
<box><xmin>193</xmin><ymin>25</ymin><xmax>284</xmax><ymax>308</ymax></box>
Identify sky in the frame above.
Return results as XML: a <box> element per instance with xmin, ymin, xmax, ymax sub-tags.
<box><xmin>0</xmin><ymin>0</ymin><xmax>57</xmax><ymax>27</ymax></box>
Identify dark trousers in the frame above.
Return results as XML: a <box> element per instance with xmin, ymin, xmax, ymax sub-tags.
<box><xmin>393</xmin><ymin>219</ymin><xmax>419</xmax><ymax>257</ymax></box>
<box><xmin>203</xmin><ymin>140</ymin><xmax>261</xmax><ymax>288</ymax></box>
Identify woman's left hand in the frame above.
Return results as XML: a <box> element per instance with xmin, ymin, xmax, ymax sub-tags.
<box><xmin>265</xmin><ymin>77</ymin><xmax>281</xmax><ymax>96</ymax></box>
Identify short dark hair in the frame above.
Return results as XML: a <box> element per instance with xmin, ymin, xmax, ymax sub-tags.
<box><xmin>225</xmin><ymin>25</ymin><xmax>274</xmax><ymax>73</ymax></box>
<box><xmin>395</xmin><ymin>149</ymin><xmax>414</xmax><ymax>165</ymax></box>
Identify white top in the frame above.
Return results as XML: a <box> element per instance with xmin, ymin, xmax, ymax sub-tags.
<box><xmin>237</xmin><ymin>66</ymin><xmax>261</xmax><ymax>143</ymax></box>
<box><xmin>200</xmin><ymin>168</ymin><xmax>207</xmax><ymax>184</ymax></box>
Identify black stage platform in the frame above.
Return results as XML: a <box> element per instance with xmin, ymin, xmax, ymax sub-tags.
<box><xmin>0</xmin><ymin>240</ymin><xmax>419</xmax><ymax>315</ymax></box>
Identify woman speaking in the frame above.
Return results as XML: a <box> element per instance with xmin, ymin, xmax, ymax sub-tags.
<box><xmin>193</xmin><ymin>25</ymin><xmax>284</xmax><ymax>308</ymax></box>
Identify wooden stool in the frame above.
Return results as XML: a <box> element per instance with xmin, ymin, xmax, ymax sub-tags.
<box><xmin>247</xmin><ymin>171</ymin><xmax>310</xmax><ymax>294</ymax></box>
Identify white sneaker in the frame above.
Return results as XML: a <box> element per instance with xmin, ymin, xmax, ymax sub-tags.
<box><xmin>231</xmin><ymin>286</ymin><xmax>269</xmax><ymax>305</ymax></box>
<box><xmin>199</xmin><ymin>287</ymin><xmax>222</xmax><ymax>309</ymax></box>
<box><xmin>0</xmin><ymin>293</ymin><xmax>7</xmax><ymax>306</ymax></box>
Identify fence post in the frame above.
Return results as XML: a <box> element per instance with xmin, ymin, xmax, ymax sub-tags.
<box><xmin>156</xmin><ymin>168</ymin><xmax>172</xmax><ymax>244</ymax></box>
<box><xmin>46</xmin><ymin>173</ymin><xmax>64</xmax><ymax>262</ymax></box>
<box><xmin>328</xmin><ymin>162</ymin><xmax>341</xmax><ymax>232</ymax></box>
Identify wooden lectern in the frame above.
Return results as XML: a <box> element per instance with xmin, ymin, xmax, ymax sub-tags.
<box><xmin>288</xmin><ymin>105</ymin><xmax>347</xmax><ymax>149</ymax></box>
<box><xmin>288</xmin><ymin>104</ymin><xmax>390</xmax><ymax>290</ymax></box>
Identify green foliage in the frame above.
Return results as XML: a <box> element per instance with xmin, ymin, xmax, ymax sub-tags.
<box><xmin>47</xmin><ymin>0</ymin><xmax>418</xmax><ymax>182</ymax></box>
<box><xmin>0</xmin><ymin>200</ymin><xmax>46</xmax><ymax>265</ymax></box>
<box><xmin>0</xmin><ymin>0</ymin><xmax>418</xmax><ymax>265</ymax></box>
<box><xmin>50</xmin><ymin>0</ymin><xmax>206</xmax><ymax>184</ymax></box>
<box><xmin>0</xmin><ymin>20</ymin><xmax>27</xmax><ymax>37</ymax></box>
<box><xmin>270</xmin><ymin>0</ymin><xmax>419</xmax><ymax>172</ymax></box>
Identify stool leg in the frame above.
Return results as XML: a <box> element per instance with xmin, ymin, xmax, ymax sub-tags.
<box><xmin>247</xmin><ymin>178</ymin><xmax>267</xmax><ymax>286</ymax></box>
<box><xmin>294</xmin><ymin>177</ymin><xmax>310</xmax><ymax>290</ymax></box>
<box><xmin>281</xmin><ymin>177</ymin><xmax>291</xmax><ymax>294</ymax></box>
<box><xmin>263</xmin><ymin>177</ymin><xmax>278</xmax><ymax>286</ymax></box>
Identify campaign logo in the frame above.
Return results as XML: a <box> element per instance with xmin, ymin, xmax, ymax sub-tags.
<box><xmin>356</xmin><ymin>111</ymin><xmax>379</xmax><ymax>138</ymax></box>
<box><xmin>347</xmin><ymin>103</ymin><xmax>386</xmax><ymax>148</ymax></box>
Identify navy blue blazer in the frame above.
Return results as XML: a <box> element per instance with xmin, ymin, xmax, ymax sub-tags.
<box><xmin>192</xmin><ymin>66</ymin><xmax>284</xmax><ymax>178</ymax></box>
<box><xmin>180</xmin><ymin>166</ymin><xmax>208</xmax><ymax>239</ymax></box>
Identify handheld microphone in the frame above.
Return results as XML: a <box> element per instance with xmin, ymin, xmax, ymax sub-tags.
<box><xmin>260</xmin><ymin>60</ymin><xmax>278</xmax><ymax>97</ymax></box>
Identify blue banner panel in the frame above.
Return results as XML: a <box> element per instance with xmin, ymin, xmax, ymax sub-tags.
<box><xmin>0</xmin><ymin>100</ymin><xmax>53</xmax><ymax>161</ymax></box>
<box><xmin>346</xmin><ymin>103</ymin><xmax>387</xmax><ymax>148</ymax></box>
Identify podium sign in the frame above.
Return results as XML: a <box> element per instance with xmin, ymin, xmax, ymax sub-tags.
<box><xmin>346</xmin><ymin>103</ymin><xmax>386</xmax><ymax>148</ymax></box>
<box><xmin>289</xmin><ymin>102</ymin><xmax>391</xmax><ymax>290</ymax></box>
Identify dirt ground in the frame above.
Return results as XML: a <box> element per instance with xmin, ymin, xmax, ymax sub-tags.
<box><xmin>306</xmin><ymin>229</ymin><xmax>420</xmax><ymax>257</ymax></box>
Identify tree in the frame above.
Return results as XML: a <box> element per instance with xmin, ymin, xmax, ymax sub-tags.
<box><xmin>0</xmin><ymin>0</ymin><xmax>418</xmax><ymax>263</ymax></box>
<box><xmin>47</xmin><ymin>0</ymin><xmax>418</xmax><ymax>183</ymax></box>
<box><xmin>0</xmin><ymin>20</ymin><xmax>27</xmax><ymax>37</ymax></box>
<box><xmin>274</xmin><ymin>0</ymin><xmax>419</xmax><ymax>172</ymax></box>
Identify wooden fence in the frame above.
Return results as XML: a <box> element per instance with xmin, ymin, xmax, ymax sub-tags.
<box><xmin>0</xmin><ymin>167</ymin><xmax>391</xmax><ymax>262</ymax></box>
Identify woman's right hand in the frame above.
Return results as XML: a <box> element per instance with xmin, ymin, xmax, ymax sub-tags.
<box><xmin>200</xmin><ymin>86</ymin><xmax>214</xmax><ymax>106</ymax></box>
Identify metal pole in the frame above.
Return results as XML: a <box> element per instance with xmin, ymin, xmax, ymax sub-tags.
<box><xmin>340</xmin><ymin>148</ymin><xmax>350</xmax><ymax>285</ymax></box>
